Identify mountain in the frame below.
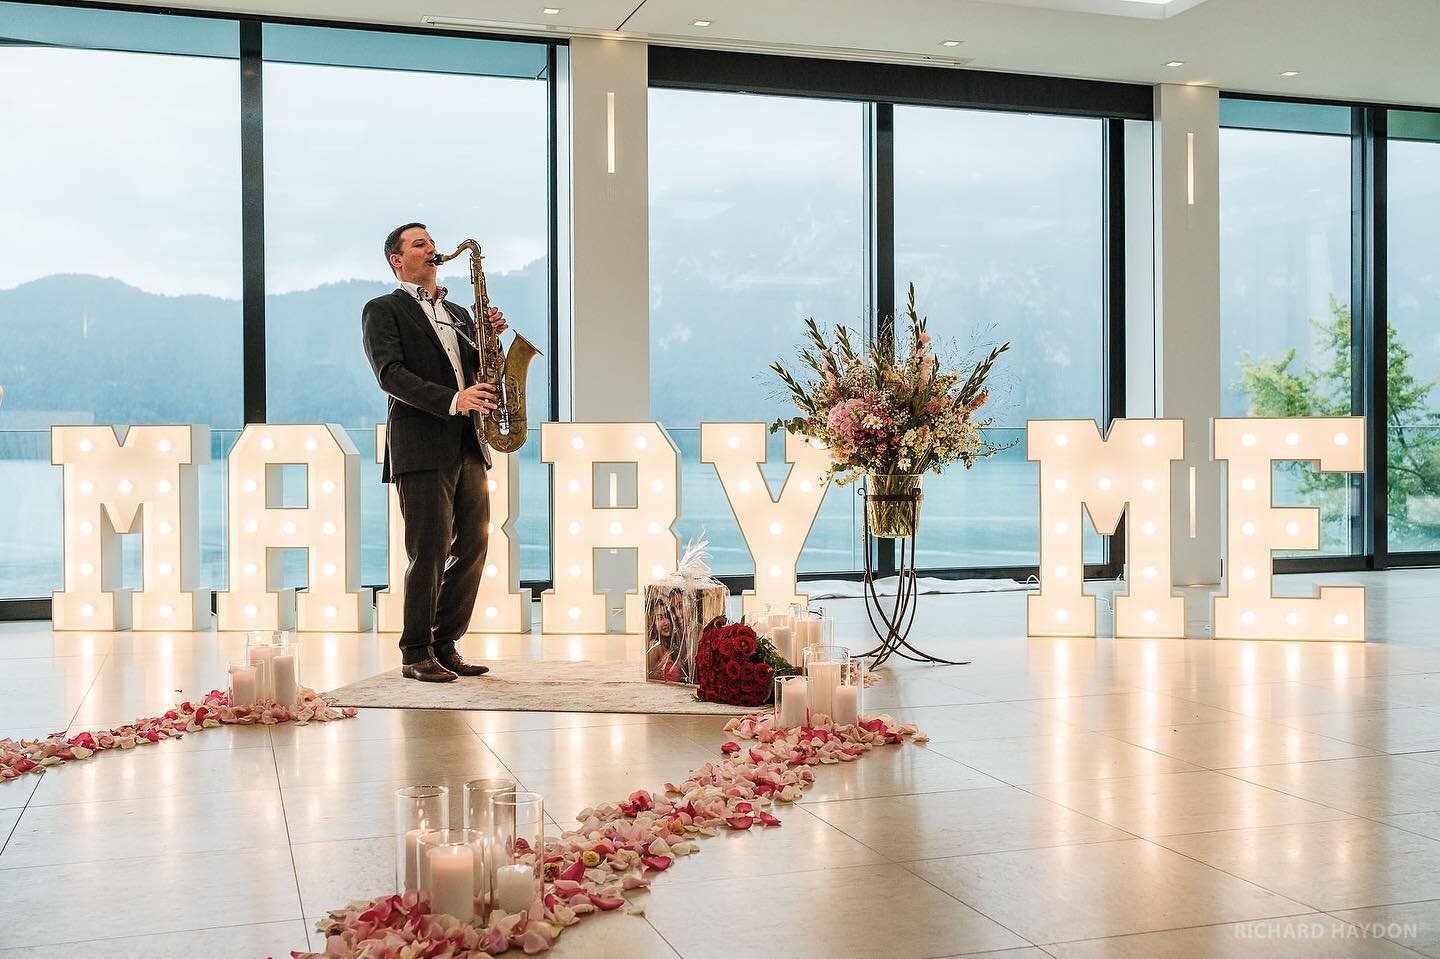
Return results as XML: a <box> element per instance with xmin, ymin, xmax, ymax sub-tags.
<box><xmin>0</xmin><ymin>264</ymin><xmax>549</xmax><ymax>429</ymax></box>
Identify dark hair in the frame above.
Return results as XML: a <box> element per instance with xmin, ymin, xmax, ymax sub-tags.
<box><xmin>384</xmin><ymin>222</ymin><xmax>427</xmax><ymax>274</ymax></box>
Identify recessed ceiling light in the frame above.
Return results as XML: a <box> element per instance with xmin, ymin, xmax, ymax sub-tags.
<box><xmin>1280</xmin><ymin>70</ymin><xmax>1300</xmax><ymax>77</ymax></box>
<box><xmin>692</xmin><ymin>18</ymin><xmax>711</xmax><ymax>27</ymax></box>
<box><xmin>1165</xmin><ymin>60</ymin><xmax>1185</xmax><ymax>67</ymax></box>
<box><xmin>942</xmin><ymin>39</ymin><xmax>963</xmax><ymax>47</ymax></box>
<box><xmin>542</xmin><ymin>6</ymin><xmax>561</xmax><ymax>13</ymax></box>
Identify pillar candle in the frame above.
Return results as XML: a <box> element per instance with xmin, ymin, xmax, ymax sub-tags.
<box><xmin>426</xmin><ymin>844</ymin><xmax>476</xmax><ymax>922</ymax></box>
<box><xmin>771</xmin><ymin>625</ymin><xmax>795</xmax><ymax>664</ymax></box>
<box><xmin>272</xmin><ymin>653</ymin><xmax>299</xmax><ymax>707</ymax></box>
<box><xmin>248</xmin><ymin>645</ymin><xmax>276</xmax><ymax>701</ymax></box>
<box><xmin>794</xmin><ymin>619</ymin><xmax>820</xmax><ymax>649</ymax></box>
<box><xmin>494</xmin><ymin>863</ymin><xmax>536</xmax><ymax>914</ymax></box>
<box><xmin>807</xmin><ymin>661</ymin><xmax>840</xmax><ymax>722</ymax></box>
<box><xmin>778</xmin><ymin>677</ymin><xmax>808</xmax><ymax>728</ymax></box>
<box><xmin>833</xmin><ymin>684</ymin><xmax>858</xmax><ymax>726</ymax></box>
<box><xmin>229</xmin><ymin>664</ymin><xmax>257</xmax><ymax>707</ymax></box>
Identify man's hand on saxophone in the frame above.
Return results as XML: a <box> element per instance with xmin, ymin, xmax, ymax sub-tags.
<box><xmin>456</xmin><ymin>382</ymin><xmax>499</xmax><ymax>416</ymax></box>
<box><xmin>484</xmin><ymin>306</ymin><xmax>508</xmax><ymax>336</ymax></box>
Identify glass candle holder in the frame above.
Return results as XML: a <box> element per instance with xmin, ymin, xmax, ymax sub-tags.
<box><xmin>463</xmin><ymin>778</ymin><xmax>515</xmax><ymax>908</ymax></box>
<box><xmin>803</xmin><ymin>644</ymin><xmax>850</xmax><ymax>726</ymax></box>
<box><xmin>463</xmin><ymin>778</ymin><xmax>517</xmax><ymax>832</ymax></box>
<box><xmin>228</xmin><ymin>659</ymin><xmax>258</xmax><ymax>708</ymax></box>
<box><xmin>773</xmin><ymin>674</ymin><xmax>809</xmax><ymax>729</ymax></box>
<box><xmin>793</xmin><ymin>610</ymin><xmax>823</xmax><ymax>654</ymax></box>
<box><xmin>395</xmin><ymin>784</ymin><xmax>449</xmax><ymax>893</ymax></box>
<box><xmin>418</xmin><ymin>828</ymin><xmax>485</xmax><ymax>922</ymax></box>
<box><xmin>488</xmin><ymin>790</ymin><xmax>544</xmax><ymax>918</ymax></box>
<box><xmin>270</xmin><ymin>641</ymin><xmax>301</xmax><ymax>708</ymax></box>
<box><xmin>244</xmin><ymin>631</ymin><xmax>277</xmax><ymax>702</ymax></box>
<box><xmin>833</xmin><ymin>659</ymin><xmax>862</xmax><ymax>727</ymax></box>
<box><xmin>769</xmin><ymin>621</ymin><xmax>796</xmax><ymax>666</ymax></box>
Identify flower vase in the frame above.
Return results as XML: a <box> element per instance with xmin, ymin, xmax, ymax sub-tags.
<box><xmin>865</xmin><ymin>473</ymin><xmax>923</xmax><ymax>538</ymax></box>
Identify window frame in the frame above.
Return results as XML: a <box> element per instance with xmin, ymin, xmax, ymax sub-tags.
<box><xmin>0</xmin><ymin>1</ymin><xmax>563</xmax><ymax>615</ymax></box>
<box><xmin>649</xmin><ymin>47</ymin><xmax>1144</xmax><ymax>587</ymax></box>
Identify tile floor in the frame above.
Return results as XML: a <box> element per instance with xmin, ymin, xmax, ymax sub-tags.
<box><xmin>4</xmin><ymin>571</ymin><xmax>1440</xmax><ymax>956</ymax></box>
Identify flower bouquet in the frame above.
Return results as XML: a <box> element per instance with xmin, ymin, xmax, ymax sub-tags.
<box><xmin>695</xmin><ymin>616</ymin><xmax>797</xmax><ymax>708</ymax></box>
<box><xmin>770</xmin><ymin>283</ymin><xmax>1013</xmax><ymax>536</ymax></box>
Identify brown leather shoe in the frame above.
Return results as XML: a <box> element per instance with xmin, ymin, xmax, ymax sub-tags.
<box><xmin>435</xmin><ymin>649</ymin><xmax>490</xmax><ymax>677</ymax></box>
<box><xmin>401</xmin><ymin>657</ymin><xmax>458</xmax><ymax>683</ymax></box>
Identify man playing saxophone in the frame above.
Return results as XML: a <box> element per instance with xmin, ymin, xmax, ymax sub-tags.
<box><xmin>362</xmin><ymin>222</ymin><xmax>506</xmax><ymax>683</ymax></box>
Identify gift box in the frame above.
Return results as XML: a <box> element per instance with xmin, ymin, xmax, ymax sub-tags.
<box><xmin>645</xmin><ymin>538</ymin><xmax>729</xmax><ymax>685</ymax></box>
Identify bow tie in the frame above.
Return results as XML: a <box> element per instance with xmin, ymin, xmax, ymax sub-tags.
<box><xmin>416</xmin><ymin>285</ymin><xmax>448</xmax><ymax>303</ymax></box>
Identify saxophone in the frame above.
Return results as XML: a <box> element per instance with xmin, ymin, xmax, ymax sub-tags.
<box><xmin>431</xmin><ymin>240</ymin><xmax>541</xmax><ymax>453</ymax></box>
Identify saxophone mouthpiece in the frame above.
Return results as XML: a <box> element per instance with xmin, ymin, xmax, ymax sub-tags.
<box><xmin>427</xmin><ymin>254</ymin><xmax>444</xmax><ymax>266</ymax></box>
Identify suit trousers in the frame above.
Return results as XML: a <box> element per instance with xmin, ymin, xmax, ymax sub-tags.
<box><xmin>394</xmin><ymin>436</ymin><xmax>490</xmax><ymax>664</ymax></box>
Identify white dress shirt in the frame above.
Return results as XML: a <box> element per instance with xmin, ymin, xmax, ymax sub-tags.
<box><xmin>398</xmin><ymin>280</ymin><xmax>466</xmax><ymax>415</ymax></box>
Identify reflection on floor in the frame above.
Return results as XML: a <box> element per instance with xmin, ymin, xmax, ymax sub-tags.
<box><xmin>5</xmin><ymin>570</ymin><xmax>1440</xmax><ymax>956</ymax></box>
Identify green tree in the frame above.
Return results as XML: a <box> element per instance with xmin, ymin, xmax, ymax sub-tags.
<box><xmin>1235</xmin><ymin>296</ymin><xmax>1440</xmax><ymax>542</ymax></box>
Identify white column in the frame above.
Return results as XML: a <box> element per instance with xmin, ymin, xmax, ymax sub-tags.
<box><xmin>1152</xmin><ymin>84</ymin><xmax>1222</xmax><ymax>586</ymax></box>
<box><xmin>568</xmin><ymin>37</ymin><xmax>649</xmax><ymax>422</ymax></box>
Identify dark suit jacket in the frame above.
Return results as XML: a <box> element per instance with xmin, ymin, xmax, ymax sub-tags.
<box><xmin>363</xmin><ymin>288</ymin><xmax>491</xmax><ymax>482</ymax></box>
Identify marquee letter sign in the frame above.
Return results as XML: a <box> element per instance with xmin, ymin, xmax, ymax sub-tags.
<box><xmin>216</xmin><ymin>424</ymin><xmax>371</xmax><ymax>632</ymax></box>
<box><xmin>701</xmin><ymin>423</ymin><xmax>829</xmax><ymax>617</ymax></box>
<box><xmin>1028</xmin><ymin>419</ymin><xmax>1186</xmax><ymax>638</ymax></box>
<box><xmin>375</xmin><ymin>425</ymin><xmax>531</xmax><ymax>634</ymax></box>
<box><xmin>52</xmin><ymin>424</ymin><xmax>210</xmax><ymax>631</ymax></box>
<box><xmin>41</xmin><ymin>417</ymin><xmax>1372</xmax><ymax>641</ymax></box>
<box><xmin>540</xmin><ymin>422</ymin><xmax>680</xmax><ymax>633</ymax></box>
<box><xmin>1213</xmin><ymin>416</ymin><xmax>1365</xmax><ymax>641</ymax></box>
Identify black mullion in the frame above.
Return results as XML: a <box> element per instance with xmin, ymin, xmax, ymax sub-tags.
<box><xmin>1102</xmin><ymin>117</ymin><xmax>1127</xmax><ymax>579</ymax></box>
<box><xmin>240</xmin><ymin>21</ymin><xmax>266</xmax><ymax>424</ymax></box>
<box><xmin>546</xmin><ymin>43</ymin><xmax>560</xmax><ymax>426</ymax></box>
<box><xmin>1354</xmin><ymin>107</ymin><xmax>1388</xmax><ymax>567</ymax></box>
<box><xmin>1372</xmin><ymin>107</ymin><xmax>1389</xmax><ymax>567</ymax></box>
<box><xmin>870</xmin><ymin>102</ymin><xmax>896</xmax><ymax>577</ymax></box>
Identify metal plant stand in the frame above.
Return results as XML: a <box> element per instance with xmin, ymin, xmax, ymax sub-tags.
<box><xmin>858</xmin><ymin>483</ymin><xmax>971</xmax><ymax>669</ymax></box>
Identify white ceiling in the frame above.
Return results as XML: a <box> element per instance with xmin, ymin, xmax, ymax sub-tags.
<box><xmin>97</xmin><ymin>0</ymin><xmax>1440</xmax><ymax>109</ymax></box>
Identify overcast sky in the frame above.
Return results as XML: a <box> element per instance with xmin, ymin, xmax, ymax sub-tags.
<box><xmin>0</xmin><ymin>47</ymin><xmax>548</xmax><ymax>298</ymax></box>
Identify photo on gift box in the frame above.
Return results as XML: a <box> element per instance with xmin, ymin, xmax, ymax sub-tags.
<box><xmin>644</xmin><ymin>588</ymin><xmax>694</xmax><ymax>685</ymax></box>
<box><xmin>644</xmin><ymin>538</ymin><xmax>730</xmax><ymax>686</ymax></box>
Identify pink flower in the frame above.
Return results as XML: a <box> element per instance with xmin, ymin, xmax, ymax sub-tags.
<box><xmin>720</xmin><ymin>742</ymin><xmax>740</xmax><ymax>754</ymax></box>
<box><xmin>826</xmin><ymin>399</ymin><xmax>865</xmax><ymax>444</ymax></box>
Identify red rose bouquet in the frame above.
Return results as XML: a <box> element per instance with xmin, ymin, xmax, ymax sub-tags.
<box><xmin>696</xmin><ymin>616</ymin><xmax>797</xmax><ymax>707</ymax></box>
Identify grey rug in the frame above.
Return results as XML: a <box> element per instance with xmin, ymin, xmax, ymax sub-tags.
<box><xmin>325</xmin><ymin>659</ymin><xmax>751</xmax><ymax>715</ymax></box>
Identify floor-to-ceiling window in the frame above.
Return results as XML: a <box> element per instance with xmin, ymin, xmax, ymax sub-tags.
<box><xmin>1219</xmin><ymin>99</ymin><xmax>1359</xmax><ymax>557</ymax></box>
<box><xmin>0</xmin><ymin>4</ymin><xmax>242</xmax><ymax>599</ymax></box>
<box><xmin>648</xmin><ymin>88</ymin><xmax>866</xmax><ymax>577</ymax></box>
<box><xmin>894</xmin><ymin>107</ymin><xmax>1107</xmax><ymax>569</ymax></box>
<box><xmin>262</xmin><ymin>25</ymin><xmax>554</xmax><ymax>585</ymax></box>
<box><xmin>1387</xmin><ymin>109</ymin><xmax>1440</xmax><ymax>553</ymax></box>
<box><xmin>0</xmin><ymin>4</ymin><xmax>558</xmax><ymax>612</ymax></box>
